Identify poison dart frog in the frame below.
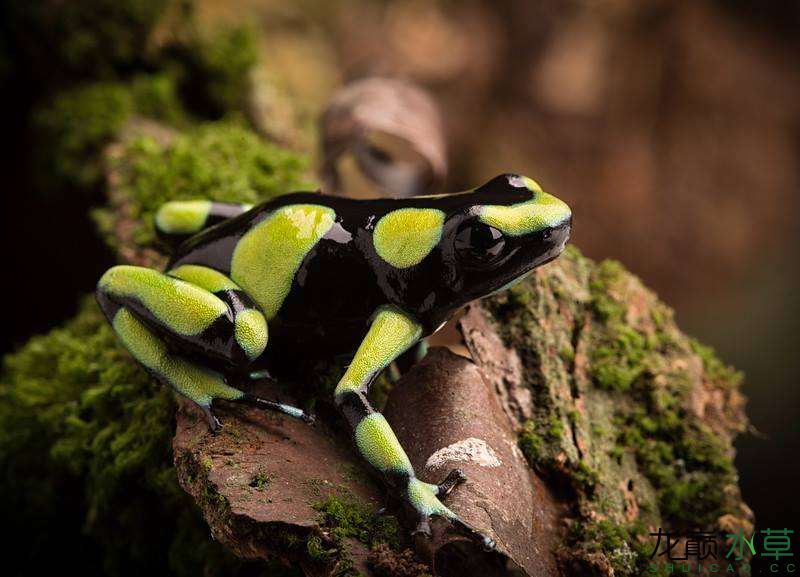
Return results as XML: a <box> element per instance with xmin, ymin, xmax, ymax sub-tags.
<box><xmin>96</xmin><ymin>173</ymin><xmax>571</xmax><ymax>548</ymax></box>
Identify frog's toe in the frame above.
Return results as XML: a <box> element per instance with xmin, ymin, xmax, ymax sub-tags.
<box><xmin>436</xmin><ymin>468</ymin><xmax>467</xmax><ymax>498</ymax></box>
<box><xmin>452</xmin><ymin>517</ymin><xmax>496</xmax><ymax>551</ymax></box>
<box><xmin>240</xmin><ymin>393</ymin><xmax>314</xmax><ymax>424</ymax></box>
<box><xmin>407</xmin><ymin>478</ymin><xmax>493</xmax><ymax>550</ymax></box>
<box><xmin>201</xmin><ymin>405</ymin><xmax>223</xmax><ymax>433</ymax></box>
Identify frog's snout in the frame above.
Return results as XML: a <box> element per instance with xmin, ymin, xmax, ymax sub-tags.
<box><xmin>545</xmin><ymin>214</ymin><xmax>571</xmax><ymax>254</ymax></box>
<box><xmin>528</xmin><ymin>212</ymin><xmax>571</xmax><ymax>270</ymax></box>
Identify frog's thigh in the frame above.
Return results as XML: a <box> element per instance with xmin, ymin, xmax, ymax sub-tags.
<box><xmin>110</xmin><ymin>307</ymin><xmax>244</xmax><ymax>408</ymax></box>
<box><xmin>97</xmin><ymin>265</ymin><xmax>268</xmax><ymax>366</ymax></box>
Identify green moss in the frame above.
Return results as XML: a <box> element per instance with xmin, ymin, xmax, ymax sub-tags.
<box><xmin>163</xmin><ymin>25</ymin><xmax>258</xmax><ymax>118</ymax></box>
<box><xmin>6</xmin><ymin>0</ymin><xmax>168</xmax><ymax>81</ymax></box>
<box><xmin>589</xmin><ymin>259</ymin><xmax>628</xmax><ymax>322</ymax></box>
<box><xmin>518</xmin><ymin>420</ymin><xmax>545</xmax><ymax>462</ymax></box>
<box><xmin>314</xmin><ymin>494</ymin><xmax>400</xmax><ymax>550</ymax></box>
<box><xmin>130</xmin><ymin>73</ymin><xmax>186</xmax><ymax>125</ymax></box>
<box><xmin>615</xmin><ymin>390</ymin><xmax>737</xmax><ymax>527</ymax></box>
<box><xmin>367</xmin><ymin>371</ymin><xmax>395</xmax><ymax>412</ymax></box>
<box><xmin>572</xmin><ymin>460</ymin><xmax>599</xmax><ymax>493</ymax></box>
<box><xmin>546</xmin><ymin>412</ymin><xmax>565</xmax><ymax>440</ymax></box>
<box><xmin>0</xmin><ymin>298</ymin><xmax>271</xmax><ymax>576</ymax></box>
<box><xmin>567</xmin><ymin>409</ymin><xmax>580</xmax><ymax>425</ymax></box>
<box><xmin>35</xmin><ymin>82</ymin><xmax>135</xmax><ymax>187</ymax></box>
<box><xmin>98</xmin><ymin>121</ymin><xmax>311</xmax><ymax>249</ymax></box>
<box><xmin>306</xmin><ymin>535</ymin><xmax>335</xmax><ymax>564</ymax></box>
<box><xmin>507</xmin><ymin>283</ymin><xmax>532</xmax><ymax>306</ymax></box>
<box><xmin>34</xmin><ymin>72</ymin><xmax>188</xmax><ymax>190</ymax></box>
<box><xmin>249</xmin><ymin>471</ymin><xmax>272</xmax><ymax>490</ymax></box>
<box><xmin>309</xmin><ymin>493</ymin><xmax>401</xmax><ymax>577</ymax></box>
<box><xmin>689</xmin><ymin>338</ymin><xmax>743</xmax><ymax>389</ymax></box>
<box><xmin>492</xmin><ymin>248</ymin><xmax>746</xmax><ymax>575</ymax></box>
<box><xmin>588</xmin><ymin>260</ymin><xmax>656</xmax><ymax>392</ymax></box>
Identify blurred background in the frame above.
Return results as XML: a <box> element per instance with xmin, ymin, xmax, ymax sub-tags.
<box><xmin>2</xmin><ymin>0</ymin><xmax>798</xmax><ymax>540</ymax></box>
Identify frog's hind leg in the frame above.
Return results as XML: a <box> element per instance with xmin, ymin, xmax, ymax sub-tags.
<box><xmin>108</xmin><ymin>307</ymin><xmax>243</xmax><ymax>431</ymax></box>
<box><xmin>154</xmin><ymin>200</ymin><xmax>253</xmax><ymax>249</ymax></box>
<box><xmin>96</xmin><ymin>264</ymin><xmax>312</xmax><ymax>429</ymax></box>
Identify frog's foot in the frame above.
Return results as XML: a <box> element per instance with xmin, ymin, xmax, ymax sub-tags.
<box><xmin>435</xmin><ymin>468</ymin><xmax>467</xmax><ymax>498</ymax></box>
<box><xmin>450</xmin><ymin>516</ymin><xmax>497</xmax><ymax>552</ymax></box>
<box><xmin>238</xmin><ymin>393</ymin><xmax>315</xmax><ymax>424</ymax></box>
<box><xmin>411</xmin><ymin>508</ymin><xmax>496</xmax><ymax>552</ymax></box>
<box><xmin>201</xmin><ymin>404</ymin><xmax>223</xmax><ymax>433</ymax></box>
<box><xmin>407</xmin><ymin>477</ymin><xmax>495</xmax><ymax>551</ymax></box>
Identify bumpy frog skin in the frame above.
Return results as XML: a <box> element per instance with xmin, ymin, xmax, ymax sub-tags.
<box><xmin>96</xmin><ymin>173</ymin><xmax>571</xmax><ymax>548</ymax></box>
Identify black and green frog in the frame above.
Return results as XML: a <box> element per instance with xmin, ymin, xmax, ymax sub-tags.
<box><xmin>96</xmin><ymin>173</ymin><xmax>572</xmax><ymax>549</ymax></box>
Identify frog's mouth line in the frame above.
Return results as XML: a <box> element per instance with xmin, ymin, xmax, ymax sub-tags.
<box><xmin>486</xmin><ymin>225</ymin><xmax>571</xmax><ymax>297</ymax></box>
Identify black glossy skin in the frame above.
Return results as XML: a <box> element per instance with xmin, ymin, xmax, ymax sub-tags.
<box><xmin>95</xmin><ymin>173</ymin><xmax>571</xmax><ymax>551</ymax></box>
<box><xmin>169</xmin><ymin>174</ymin><xmax>570</xmax><ymax>362</ymax></box>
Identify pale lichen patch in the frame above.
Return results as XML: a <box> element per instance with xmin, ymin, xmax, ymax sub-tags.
<box><xmin>424</xmin><ymin>437</ymin><xmax>502</xmax><ymax>470</ymax></box>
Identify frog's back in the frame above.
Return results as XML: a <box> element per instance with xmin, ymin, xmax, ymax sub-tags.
<box><xmin>167</xmin><ymin>193</ymin><xmax>391</xmax><ymax>354</ymax></box>
<box><xmin>166</xmin><ymin>185</ymin><xmax>533</xmax><ymax>354</ymax></box>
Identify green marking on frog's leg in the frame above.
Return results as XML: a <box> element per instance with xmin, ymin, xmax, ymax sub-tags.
<box><xmin>333</xmin><ymin>307</ymin><xmax>494</xmax><ymax>548</ymax></box>
<box><xmin>168</xmin><ymin>264</ymin><xmax>239</xmax><ymax>292</ymax></box>
<box><xmin>105</xmin><ymin>305</ymin><xmax>310</xmax><ymax>429</ymax></box>
<box><xmin>407</xmin><ymin>477</ymin><xmax>456</xmax><ymax>518</ymax></box>
<box><xmin>155</xmin><ymin>200</ymin><xmax>212</xmax><ymax>235</ymax></box>
<box><xmin>99</xmin><ymin>265</ymin><xmax>227</xmax><ymax>335</ymax></box>
<box><xmin>155</xmin><ymin>200</ymin><xmax>254</xmax><ymax>236</ymax></box>
<box><xmin>412</xmin><ymin>339</ymin><xmax>428</xmax><ymax>362</ymax></box>
<box><xmin>334</xmin><ymin>306</ymin><xmax>422</xmax><ymax>395</ymax></box>
<box><xmin>231</xmin><ymin>204</ymin><xmax>336</xmax><ymax>320</ymax></box>
<box><xmin>169</xmin><ymin>265</ymin><xmax>268</xmax><ymax>361</ymax></box>
<box><xmin>479</xmin><ymin>176</ymin><xmax>571</xmax><ymax>236</ymax></box>
<box><xmin>373</xmin><ymin>208</ymin><xmax>445</xmax><ymax>268</ymax></box>
<box><xmin>99</xmin><ymin>263</ymin><xmax>310</xmax><ymax>425</ymax></box>
<box><xmin>233</xmin><ymin>309</ymin><xmax>269</xmax><ymax>361</ymax></box>
<box><xmin>111</xmin><ymin>307</ymin><xmax>242</xmax><ymax>430</ymax></box>
<box><xmin>354</xmin><ymin>413</ymin><xmax>414</xmax><ymax>474</ymax></box>
<box><xmin>100</xmin><ymin>264</ymin><xmax>269</xmax><ymax>367</ymax></box>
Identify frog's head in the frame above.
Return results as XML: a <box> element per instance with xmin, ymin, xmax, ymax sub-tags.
<box><xmin>441</xmin><ymin>173</ymin><xmax>571</xmax><ymax>305</ymax></box>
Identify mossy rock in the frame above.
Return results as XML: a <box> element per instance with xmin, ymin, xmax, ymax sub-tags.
<box><xmin>95</xmin><ymin>119</ymin><xmax>312</xmax><ymax>255</ymax></box>
<box><xmin>34</xmin><ymin>76</ymin><xmax>186</xmax><ymax>188</ymax></box>
<box><xmin>0</xmin><ymin>113</ymin><xmax>313</xmax><ymax>576</ymax></box>
<box><xmin>24</xmin><ymin>0</ymin><xmax>263</xmax><ymax>193</ymax></box>
<box><xmin>0</xmin><ymin>298</ymin><xmax>286</xmax><ymax>577</ymax></box>
<box><xmin>3</xmin><ymin>0</ymin><xmax>169</xmax><ymax>83</ymax></box>
<box><xmin>476</xmin><ymin>246</ymin><xmax>751</xmax><ymax>576</ymax></box>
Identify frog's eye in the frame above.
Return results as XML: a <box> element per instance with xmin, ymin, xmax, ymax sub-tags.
<box><xmin>454</xmin><ymin>221</ymin><xmax>506</xmax><ymax>265</ymax></box>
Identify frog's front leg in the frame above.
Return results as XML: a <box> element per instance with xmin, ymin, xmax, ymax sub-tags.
<box><xmin>334</xmin><ymin>306</ymin><xmax>494</xmax><ymax>549</ymax></box>
<box><xmin>96</xmin><ymin>264</ymin><xmax>312</xmax><ymax>429</ymax></box>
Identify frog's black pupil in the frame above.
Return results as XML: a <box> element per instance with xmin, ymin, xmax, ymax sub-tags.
<box><xmin>455</xmin><ymin>222</ymin><xmax>505</xmax><ymax>261</ymax></box>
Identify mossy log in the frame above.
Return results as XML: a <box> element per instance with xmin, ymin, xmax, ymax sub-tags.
<box><xmin>0</xmin><ymin>116</ymin><xmax>750</xmax><ymax>577</ymax></box>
